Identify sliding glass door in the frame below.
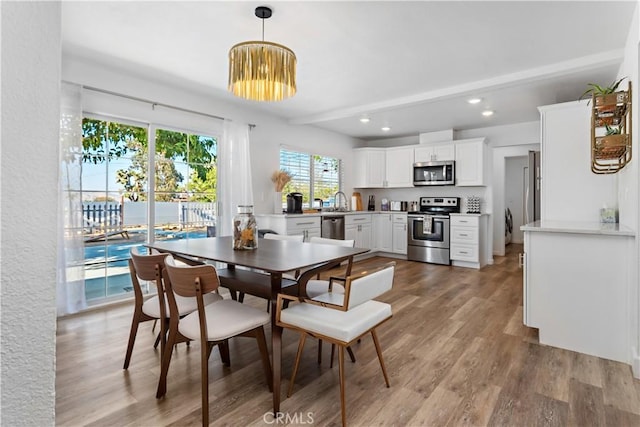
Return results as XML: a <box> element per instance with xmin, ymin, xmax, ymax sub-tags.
<box><xmin>81</xmin><ymin>118</ymin><xmax>217</xmax><ymax>303</ymax></box>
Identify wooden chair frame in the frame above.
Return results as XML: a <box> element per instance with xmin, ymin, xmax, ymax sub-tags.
<box><xmin>157</xmin><ymin>261</ymin><xmax>273</xmax><ymax>426</ymax></box>
<box><xmin>123</xmin><ymin>249</ymin><xmax>168</xmax><ymax>369</ymax></box>
<box><xmin>276</xmin><ymin>261</ymin><xmax>395</xmax><ymax>426</ymax></box>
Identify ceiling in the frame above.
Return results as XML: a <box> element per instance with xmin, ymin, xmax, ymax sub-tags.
<box><xmin>61</xmin><ymin>1</ymin><xmax>637</xmax><ymax>141</ymax></box>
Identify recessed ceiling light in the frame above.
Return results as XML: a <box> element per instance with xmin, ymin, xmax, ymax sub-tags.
<box><xmin>468</xmin><ymin>98</ymin><xmax>482</xmax><ymax>104</ymax></box>
<box><xmin>381</xmin><ymin>126</ymin><xmax>391</xmax><ymax>131</ymax></box>
<box><xmin>359</xmin><ymin>117</ymin><xmax>370</xmax><ymax>123</ymax></box>
<box><xmin>482</xmin><ymin>110</ymin><xmax>494</xmax><ymax>117</ymax></box>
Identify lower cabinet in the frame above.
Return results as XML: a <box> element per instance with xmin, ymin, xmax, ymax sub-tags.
<box><xmin>391</xmin><ymin>214</ymin><xmax>407</xmax><ymax>254</ymax></box>
<box><xmin>345</xmin><ymin>214</ymin><xmax>372</xmax><ymax>249</ymax></box>
<box><xmin>255</xmin><ymin>215</ymin><xmax>321</xmax><ymax>242</ymax></box>
<box><xmin>374</xmin><ymin>213</ymin><xmax>393</xmax><ymax>252</ymax></box>
<box><xmin>449</xmin><ymin>214</ymin><xmax>488</xmax><ymax>269</ymax></box>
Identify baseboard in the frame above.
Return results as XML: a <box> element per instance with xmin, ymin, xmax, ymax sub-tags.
<box><xmin>633</xmin><ymin>346</ymin><xmax>640</xmax><ymax>379</ymax></box>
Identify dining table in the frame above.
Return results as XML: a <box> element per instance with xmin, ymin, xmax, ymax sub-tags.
<box><xmin>146</xmin><ymin>235</ymin><xmax>369</xmax><ymax>414</ymax></box>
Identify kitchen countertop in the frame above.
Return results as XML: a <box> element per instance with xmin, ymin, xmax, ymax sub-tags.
<box><xmin>521</xmin><ymin>220</ymin><xmax>635</xmax><ymax>237</ymax></box>
<box><xmin>256</xmin><ymin>211</ymin><xmax>409</xmax><ymax>218</ymax></box>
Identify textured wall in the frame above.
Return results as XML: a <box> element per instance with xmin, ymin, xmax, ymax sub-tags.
<box><xmin>1</xmin><ymin>2</ymin><xmax>60</xmax><ymax>425</ymax></box>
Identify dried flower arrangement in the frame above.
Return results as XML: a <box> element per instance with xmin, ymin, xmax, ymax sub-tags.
<box><xmin>271</xmin><ymin>169</ymin><xmax>293</xmax><ymax>192</ymax></box>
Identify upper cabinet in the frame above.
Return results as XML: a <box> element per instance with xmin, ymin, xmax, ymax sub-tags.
<box><xmin>385</xmin><ymin>146</ymin><xmax>414</xmax><ymax>187</ymax></box>
<box><xmin>455</xmin><ymin>138</ymin><xmax>488</xmax><ymax>186</ymax></box>
<box><xmin>353</xmin><ymin>146</ymin><xmax>412</xmax><ymax>188</ymax></box>
<box><xmin>414</xmin><ymin>143</ymin><xmax>455</xmax><ymax>163</ymax></box>
<box><xmin>353</xmin><ymin>148</ymin><xmax>385</xmax><ymax>188</ymax></box>
<box><xmin>353</xmin><ymin>137</ymin><xmax>488</xmax><ymax>188</ymax></box>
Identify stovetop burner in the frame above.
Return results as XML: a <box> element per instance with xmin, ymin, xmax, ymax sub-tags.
<box><xmin>414</xmin><ymin>196</ymin><xmax>460</xmax><ymax>215</ymax></box>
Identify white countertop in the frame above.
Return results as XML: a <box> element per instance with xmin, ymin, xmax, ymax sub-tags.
<box><xmin>256</xmin><ymin>210</ymin><xmax>409</xmax><ymax>218</ymax></box>
<box><xmin>521</xmin><ymin>220</ymin><xmax>635</xmax><ymax>237</ymax></box>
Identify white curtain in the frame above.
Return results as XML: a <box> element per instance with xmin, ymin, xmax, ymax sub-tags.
<box><xmin>218</xmin><ymin>119</ymin><xmax>254</xmax><ymax>236</ymax></box>
<box><xmin>57</xmin><ymin>82</ymin><xmax>87</xmax><ymax>315</ymax></box>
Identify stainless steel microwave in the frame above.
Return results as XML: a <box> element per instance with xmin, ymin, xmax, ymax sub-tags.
<box><xmin>413</xmin><ymin>161</ymin><xmax>455</xmax><ymax>186</ymax></box>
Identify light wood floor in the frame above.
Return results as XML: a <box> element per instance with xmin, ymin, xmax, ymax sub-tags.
<box><xmin>56</xmin><ymin>244</ymin><xmax>640</xmax><ymax>426</ymax></box>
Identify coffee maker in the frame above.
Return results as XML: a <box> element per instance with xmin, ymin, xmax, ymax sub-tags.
<box><xmin>286</xmin><ymin>192</ymin><xmax>303</xmax><ymax>214</ymax></box>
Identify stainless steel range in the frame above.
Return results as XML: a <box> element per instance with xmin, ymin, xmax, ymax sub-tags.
<box><xmin>407</xmin><ymin>197</ymin><xmax>460</xmax><ymax>265</ymax></box>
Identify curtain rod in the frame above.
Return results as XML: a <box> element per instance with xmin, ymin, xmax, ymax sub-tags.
<box><xmin>80</xmin><ymin>84</ymin><xmax>256</xmax><ymax>129</ymax></box>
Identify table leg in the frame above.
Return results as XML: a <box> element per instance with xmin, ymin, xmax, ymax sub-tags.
<box><xmin>270</xmin><ymin>272</ymin><xmax>283</xmax><ymax>414</ymax></box>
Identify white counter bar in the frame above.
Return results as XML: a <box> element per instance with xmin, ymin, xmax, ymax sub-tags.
<box><xmin>521</xmin><ymin>221</ymin><xmax>636</xmax><ymax>367</ymax></box>
<box><xmin>521</xmin><ymin>219</ymin><xmax>635</xmax><ymax>237</ymax></box>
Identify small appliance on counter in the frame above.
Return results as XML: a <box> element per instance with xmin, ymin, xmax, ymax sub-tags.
<box><xmin>466</xmin><ymin>196</ymin><xmax>481</xmax><ymax>214</ymax></box>
<box><xmin>286</xmin><ymin>192</ymin><xmax>303</xmax><ymax>214</ymax></box>
<box><xmin>390</xmin><ymin>201</ymin><xmax>408</xmax><ymax>211</ymax></box>
<box><xmin>381</xmin><ymin>198</ymin><xmax>389</xmax><ymax>211</ymax></box>
<box><xmin>409</xmin><ymin>201</ymin><xmax>419</xmax><ymax>212</ymax></box>
<box><xmin>368</xmin><ymin>195</ymin><xmax>375</xmax><ymax>211</ymax></box>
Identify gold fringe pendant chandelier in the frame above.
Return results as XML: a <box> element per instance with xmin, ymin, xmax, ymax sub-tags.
<box><xmin>228</xmin><ymin>6</ymin><xmax>297</xmax><ymax>102</ymax></box>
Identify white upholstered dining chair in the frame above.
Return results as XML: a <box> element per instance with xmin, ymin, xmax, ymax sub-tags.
<box><xmin>276</xmin><ymin>261</ymin><xmax>395</xmax><ymax>426</ymax></box>
<box><xmin>301</xmin><ymin>236</ymin><xmax>355</xmax><ymax>298</ymax></box>
<box><xmin>124</xmin><ymin>247</ymin><xmax>222</xmax><ymax>369</ymax></box>
<box><xmin>157</xmin><ymin>256</ymin><xmax>272</xmax><ymax>426</ymax></box>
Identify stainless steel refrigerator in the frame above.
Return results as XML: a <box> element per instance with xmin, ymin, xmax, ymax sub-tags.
<box><xmin>524</xmin><ymin>150</ymin><xmax>541</xmax><ymax>224</ymax></box>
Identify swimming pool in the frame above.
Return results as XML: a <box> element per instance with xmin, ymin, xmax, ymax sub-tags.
<box><xmin>84</xmin><ymin>230</ymin><xmax>207</xmax><ymax>300</ymax></box>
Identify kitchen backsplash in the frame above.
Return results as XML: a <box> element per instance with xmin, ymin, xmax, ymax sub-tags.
<box><xmin>360</xmin><ymin>186</ymin><xmax>488</xmax><ymax>213</ymax></box>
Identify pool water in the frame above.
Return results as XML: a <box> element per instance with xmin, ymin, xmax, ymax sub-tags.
<box><xmin>84</xmin><ymin>230</ymin><xmax>207</xmax><ymax>301</ymax></box>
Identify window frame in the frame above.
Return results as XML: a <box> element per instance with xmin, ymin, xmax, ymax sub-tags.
<box><xmin>279</xmin><ymin>145</ymin><xmax>343</xmax><ymax>208</ymax></box>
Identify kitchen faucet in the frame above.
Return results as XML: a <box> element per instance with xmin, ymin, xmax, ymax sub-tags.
<box><xmin>334</xmin><ymin>191</ymin><xmax>348</xmax><ymax>212</ymax></box>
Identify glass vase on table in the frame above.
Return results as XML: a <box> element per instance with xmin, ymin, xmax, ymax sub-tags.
<box><xmin>233</xmin><ymin>205</ymin><xmax>258</xmax><ymax>250</ymax></box>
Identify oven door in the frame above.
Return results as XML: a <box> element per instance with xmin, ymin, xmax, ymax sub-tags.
<box><xmin>407</xmin><ymin>215</ymin><xmax>450</xmax><ymax>248</ymax></box>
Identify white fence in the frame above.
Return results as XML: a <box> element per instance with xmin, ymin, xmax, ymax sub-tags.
<box><xmin>83</xmin><ymin>201</ymin><xmax>216</xmax><ymax>232</ymax></box>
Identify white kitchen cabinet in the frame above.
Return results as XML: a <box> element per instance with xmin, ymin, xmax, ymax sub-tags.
<box><xmin>345</xmin><ymin>214</ymin><xmax>372</xmax><ymax>249</ymax></box>
<box><xmin>374</xmin><ymin>213</ymin><xmax>393</xmax><ymax>252</ymax></box>
<box><xmin>385</xmin><ymin>146</ymin><xmax>414</xmax><ymax>187</ymax></box>
<box><xmin>522</xmin><ymin>222</ymin><xmax>633</xmax><ymax>363</ymax></box>
<box><xmin>454</xmin><ymin>138</ymin><xmax>487</xmax><ymax>186</ymax></box>
<box><xmin>414</xmin><ymin>143</ymin><xmax>455</xmax><ymax>163</ymax></box>
<box><xmin>353</xmin><ymin>148</ymin><xmax>385</xmax><ymax>188</ymax></box>
<box><xmin>255</xmin><ymin>215</ymin><xmax>320</xmax><ymax>242</ymax></box>
<box><xmin>391</xmin><ymin>213</ymin><xmax>407</xmax><ymax>254</ymax></box>
<box><xmin>449</xmin><ymin>214</ymin><xmax>488</xmax><ymax>269</ymax></box>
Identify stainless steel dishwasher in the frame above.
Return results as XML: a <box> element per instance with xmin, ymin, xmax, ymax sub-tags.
<box><xmin>321</xmin><ymin>215</ymin><xmax>345</xmax><ymax>240</ymax></box>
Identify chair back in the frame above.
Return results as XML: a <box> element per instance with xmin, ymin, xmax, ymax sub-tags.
<box><xmin>164</xmin><ymin>256</ymin><xmax>221</xmax><ymax>299</ymax></box>
<box><xmin>345</xmin><ymin>262</ymin><xmax>395</xmax><ymax>310</ymax></box>
<box><xmin>264</xmin><ymin>233</ymin><xmax>304</xmax><ymax>242</ymax></box>
<box><xmin>309</xmin><ymin>237</ymin><xmax>356</xmax><ymax>276</ymax></box>
<box><xmin>129</xmin><ymin>247</ymin><xmax>169</xmax><ymax>309</ymax></box>
<box><xmin>309</xmin><ymin>236</ymin><xmax>355</xmax><ymax>247</ymax></box>
<box><xmin>130</xmin><ymin>247</ymin><xmax>168</xmax><ymax>281</ymax></box>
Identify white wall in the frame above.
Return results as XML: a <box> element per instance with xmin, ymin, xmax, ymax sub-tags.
<box><xmin>505</xmin><ymin>156</ymin><xmax>528</xmax><ymax>244</ymax></box>
<box><xmin>616</xmin><ymin>1</ymin><xmax>640</xmax><ymax>378</ymax></box>
<box><xmin>1</xmin><ymin>2</ymin><xmax>60</xmax><ymax>424</ymax></box>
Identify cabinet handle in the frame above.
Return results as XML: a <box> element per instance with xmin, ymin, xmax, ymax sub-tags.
<box><xmin>404</xmin><ymin>224</ymin><xmax>406</xmax><ymax>231</ymax></box>
<box><xmin>296</xmin><ymin>221</ymin><xmax>315</xmax><ymax>226</ymax></box>
<box><xmin>459</xmin><ymin>220</ymin><xmax>469</xmax><ymax>223</ymax></box>
<box><xmin>459</xmin><ymin>251</ymin><xmax>468</xmax><ymax>254</ymax></box>
<box><xmin>519</xmin><ymin>253</ymin><xmax>524</xmax><ymax>269</ymax></box>
<box><xmin>459</xmin><ymin>233</ymin><xmax>468</xmax><ymax>237</ymax></box>
<box><xmin>353</xmin><ymin>218</ymin><xmax>365</xmax><ymax>222</ymax></box>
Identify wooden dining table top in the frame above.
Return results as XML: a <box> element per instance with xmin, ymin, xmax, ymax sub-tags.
<box><xmin>146</xmin><ymin>235</ymin><xmax>369</xmax><ymax>272</ymax></box>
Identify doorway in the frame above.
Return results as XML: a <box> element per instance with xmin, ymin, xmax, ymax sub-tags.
<box><xmin>505</xmin><ymin>156</ymin><xmax>528</xmax><ymax>245</ymax></box>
